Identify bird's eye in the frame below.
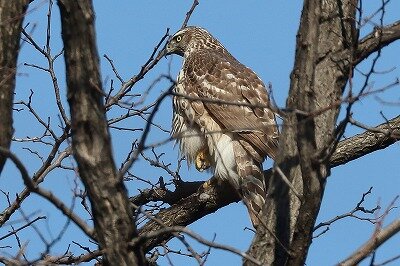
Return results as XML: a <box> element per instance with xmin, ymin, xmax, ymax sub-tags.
<box><xmin>176</xmin><ymin>35</ymin><xmax>182</xmax><ymax>42</ymax></box>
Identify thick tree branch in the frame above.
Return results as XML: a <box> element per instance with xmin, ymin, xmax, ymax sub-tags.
<box><xmin>130</xmin><ymin>181</ymin><xmax>203</xmax><ymax>206</ymax></box>
<box><xmin>139</xmin><ymin>179</ymin><xmax>240</xmax><ymax>252</ymax></box>
<box><xmin>246</xmin><ymin>1</ymin><xmax>358</xmax><ymax>265</ymax></box>
<box><xmin>331</xmin><ymin>115</ymin><xmax>400</xmax><ymax>167</ymax></box>
<box><xmin>0</xmin><ymin>0</ymin><xmax>30</xmax><ymax>173</ymax></box>
<box><xmin>58</xmin><ymin>0</ymin><xmax>144</xmax><ymax>265</ymax></box>
<box><xmin>355</xmin><ymin>20</ymin><xmax>400</xmax><ymax>65</ymax></box>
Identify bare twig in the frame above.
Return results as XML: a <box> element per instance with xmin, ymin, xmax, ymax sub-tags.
<box><xmin>0</xmin><ymin>140</ymin><xmax>71</xmax><ymax>226</ymax></box>
<box><xmin>0</xmin><ymin>147</ymin><xmax>94</xmax><ymax>240</ymax></box>
<box><xmin>181</xmin><ymin>0</ymin><xmax>200</xmax><ymax>29</ymax></box>
<box><xmin>313</xmin><ymin>187</ymin><xmax>381</xmax><ymax>236</ymax></box>
<box><xmin>374</xmin><ymin>254</ymin><xmax>400</xmax><ymax>266</ymax></box>
<box><xmin>22</xmin><ymin>9</ymin><xmax>70</xmax><ymax>127</ymax></box>
<box><xmin>105</xmin><ymin>28</ymin><xmax>170</xmax><ymax>107</ymax></box>
<box><xmin>104</xmin><ymin>54</ymin><xmax>124</xmax><ymax>84</ymax></box>
<box><xmin>131</xmin><ymin>204</ymin><xmax>262</xmax><ymax>265</ymax></box>
<box><xmin>118</xmin><ymin>85</ymin><xmax>174</xmax><ymax>178</ymax></box>
<box><xmin>0</xmin><ymin>216</ymin><xmax>46</xmax><ymax>241</ymax></box>
<box><xmin>338</xmin><ymin>219</ymin><xmax>400</xmax><ymax>266</ymax></box>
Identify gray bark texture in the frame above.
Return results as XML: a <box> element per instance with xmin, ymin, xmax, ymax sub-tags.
<box><xmin>245</xmin><ymin>0</ymin><xmax>358</xmax><ymax>265</ymax></box>
<box><xmin>57</xmin><ymin>1</ymin><xmax>144</xmax><ymax>265</ymax></box>
<box><xmin>0</xmin><ymin>0</ymin><xmax>29</xmax><ymax>173</ymax></box>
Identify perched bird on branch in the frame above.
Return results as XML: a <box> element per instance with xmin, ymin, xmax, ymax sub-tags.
<box><xmin>165</xmin><ymin>26</ymin><xmax>279</xmax><ymax>227</ymax></box>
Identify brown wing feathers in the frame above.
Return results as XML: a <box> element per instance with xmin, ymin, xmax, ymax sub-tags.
<box><xmin>189</xmin><ymin>51</ymin><xmax>278</xmax><ymax>161</ymax></box>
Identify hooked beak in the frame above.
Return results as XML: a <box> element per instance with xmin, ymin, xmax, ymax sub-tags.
<box><xmin>164</xmin><ymin>44</ymin><xmax>173</xmax><ymax>56</ymax></box>
<box><xmin>163</xmin><ymin>39</ymin><xmax>184</xmax><ymax>57</ymax></box>
<box><xmin>159</xmin><ymin>44</ymin><xmax>171</xmax><ymax>60</ymax></box>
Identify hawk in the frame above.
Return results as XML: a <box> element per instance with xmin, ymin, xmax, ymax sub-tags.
<box><xmin>165</xmin><ymin>26</ymin><xmax>279</xmax><ymax>227</ymax></box>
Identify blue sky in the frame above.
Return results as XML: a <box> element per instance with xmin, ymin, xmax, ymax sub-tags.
<box><xmin>1</xmin><ymin>0</ymin><xmax>399</xmax><ymax>265</ymax></box>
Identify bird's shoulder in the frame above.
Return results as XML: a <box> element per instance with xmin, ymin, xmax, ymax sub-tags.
<box><xmin>183</xmin><ymin>49</ymin><xmax>265</xmax><ymax>93</ymax></box>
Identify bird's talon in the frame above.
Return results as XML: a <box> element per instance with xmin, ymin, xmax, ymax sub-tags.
<box><xmin>202</xmin><ymin>179</ymin><xmax>212</xmax><ymax>189</ymax></box>
<box><xmin>195</xmin><ymin>148</ymin><xmax>211</xmax><ymax>172</ymax></box>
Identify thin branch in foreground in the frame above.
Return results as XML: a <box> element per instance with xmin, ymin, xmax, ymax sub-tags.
<box><xmin>118</xmin><ymin>85</ymin><xmax>174</xmax><ymax>179</ymax></box>
<box><xmin>0</xmin><ymin>216</ymin><xmax>46</xmax><ymax>241</ymax></box>
<box><xmin>273</xmin><ymin>165</ymin><xmax>301</xmax><ymax>199</ymax></box>
<box><xmin>105</xmin><ymin>28</ymin><xmax>170</xmax><ymax>107</ymax></box>
<box><xmin>313</xmin><ymin>187</ymin><xmax>381</xmax><ymax>237</ymax></box>
<box><xmin>374</xmin><ymin>253</ymin><xmax>400</xmax><ymax>266</ymax></box>
<box><xmin>338</xmin><ymin>219</ymin><xmax>400</xmax><ymax>266</ymax></box>
<box><xmin>131</xmin><ymin>204</ymin><xmax>262</xmax><ymax>265</ymax></box>
<box><xmin>0</xmin><ymin>147</ymin><xmax>95</xmax><ymax>240</ymax></box>
<box><xmin>135</xmin><ymin>226</ymin><xmax>263</xmax><ymax>265</ymax></box>
<box><xmin>0</xmin><ymin>141</ymin><xmax>71</xmax><ymax>227</ymax></box>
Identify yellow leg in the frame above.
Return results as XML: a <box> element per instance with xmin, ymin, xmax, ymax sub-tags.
<box><xmin>202</xmin><ymin>179</ymin><xmax>213</xmax><ymax>189</ymax></box>
<box><xmin>195</xmin><ymin>147</ymin><xmax>211</xmax><ymax>172</ymax></box>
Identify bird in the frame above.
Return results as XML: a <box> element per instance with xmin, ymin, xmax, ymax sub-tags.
<box><xmin>165</xmin><ymin>26</ymin><xmax>279</xmax><ymax>228</ymax></box>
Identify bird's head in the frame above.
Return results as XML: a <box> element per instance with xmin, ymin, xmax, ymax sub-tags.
<box><xmin>165</xmin><ymin>26</ymin><xmax>226</xmax><ymax>57</ymax></box>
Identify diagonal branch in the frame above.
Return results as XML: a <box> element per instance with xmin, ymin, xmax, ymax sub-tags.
<box><xmin>338</xmin><ymin>219</ymin><xmax>400</xmax><ymax>266</ymax></box>
<box><xmin>181</xmin><ymin>0</ymin><xmax>199</xmax><ymax>29</ymax></box>
<box><xmin>139</xmin><ymin>179</ymin><xmax>241</xmax><ymax>252</ymax></box>
<box><xmin>331</xmin><ymin>115</ymin><xmax>400</xmax><ymax>167</ymax></box>
<box><xmin>130</xmin><ymin>181</ymin><xmax>203</xmax><ymax>206</ymax></box>
<box><xmin>355</xmin><ymin>20</ymin><xmax>400</xmax><ymax>64</ymax></box>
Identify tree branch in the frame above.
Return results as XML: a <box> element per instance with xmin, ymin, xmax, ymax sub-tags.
<box><xmin>130</xmin><ymin>181</ymin><xmax>203</xmax><ymax>206</ymax></box>
<box><xmin>331</xmin><ymin>115</ymin><xmax>400</xmax><ymax>167</ymax></box>
<box><xmin>0</xmin><ymin>147</ymin><xmax>94</xmax><ymax>239</ymax></box>
<box><xmin>181</xmin><ymin>0</ymin><xmax>199</xmax><ymax>29</ymax></box>
<box><xmin>139</xmin><ymin>179</ymin><xmax>241</xmax><ymax>252</ymax></box>
<box><xmin>339</xmin><ymin>219</ymin><xmax>400</xmax><ymax>266</ymax></box>
<box><xmin>0</xmin><ymin>0</ymin><xmax>30</xmax><ymax>173</ymax></box>
<box><xmin>355</xmin><ymin>20</ymin><xmax>400</xmax><ymax>64</ymax></box>
<box><xmin>135</xmin><ymin>225</ymin><xmax>261</xmax><ymax>265</ymax></box>
<box><xmin>58</xmin><ymin>0</ymin><xmax>144</xmax><ymax>264</ymax></box>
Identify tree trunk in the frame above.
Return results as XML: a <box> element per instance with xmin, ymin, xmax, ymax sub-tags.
<box><xmin>0</xmin><ymin>0</ymin><xmax>29</xmax><ymax>173</ymax></box>
<box><xmin>246</xmin><ymin>0</ymin><xmax>358</xmax><ymax>265</ymax></box>
<box><xmin>57</xmin><ymin>1</ymin><xmax>144</xmax><ymax>265</ymax></box>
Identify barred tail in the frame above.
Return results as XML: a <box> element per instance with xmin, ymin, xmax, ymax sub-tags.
<box><xmin>233</xmin><ymin>142</ymin><xmax>267</xmax><ymax>228</ymax></box>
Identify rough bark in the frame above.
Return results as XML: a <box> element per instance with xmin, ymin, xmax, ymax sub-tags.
<box><xmin>0</xmin><ymin>0</ymin><xmax>29</xmax><ymax>173</ymax></box>
<box><xmin>246</xmin><ymin>1</ymin><xmax>358</xmax><ymax>265</ymax></box>
<box><xmin>57</xmin><ymin>1</ymin><xmax>144</xmax><ymax>265</ymax></box>
<box><xmin>331</xmin><ymin>115</ymin><xmax>400</xmax><ymax>167</ymax></box>
<box><xmin>139</xmin><ymin>180</ymin><xmax>241</xmax><ymax>252</ymax></box>
<box><xmin>355</xmin><ymin>20</ymin><xmax>400</xmax><ymax>65</ymax></box>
